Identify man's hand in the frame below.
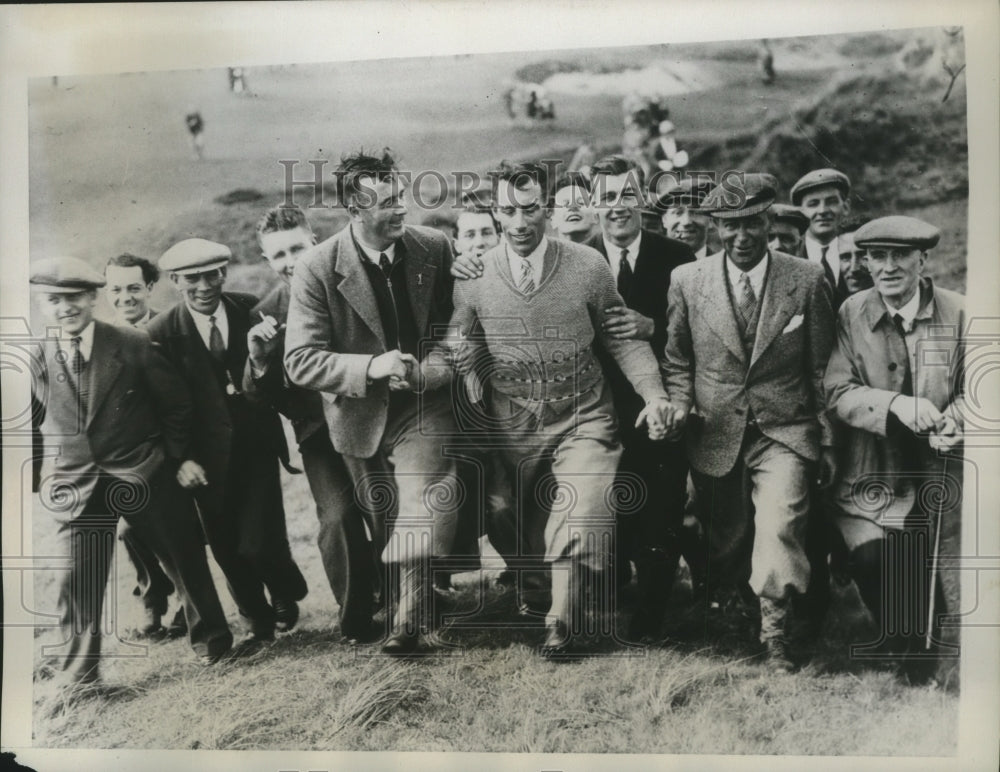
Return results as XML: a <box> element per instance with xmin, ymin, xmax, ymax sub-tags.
<box><xmin>817</xmin><ymin>447</ymin><xmax>838</xmax><ymax>488</ymax></box>
<box><xmin>367</xmin><ymin>350</ymin><xmax>411</xmax><ymax>381</ymax></box>
<box><xmin>451</xmin><ymin>253</ymin><xmax>484</xmax><ymax>280</ymax></box>
<box><xmin>603</xmin><ymin>306</ymin><xmax>655</xmax><ymax>341</ymax></box>
<box><xmin>387</xmin><ymin>353</ymin><xmax>423</xmax><ymax>392</ymax></box>
<box><xmin>635</xmin><ymin>397</ymin><xmax>685</xmax><ymax>441</ymax></box>
<box><xmin>889</xmin><ymin>395</ymin><xmax>946</xmax><ymax>434</ymax></box>
<box><xmin>247</xmin><ymin>314</ymin><xmax>284</xmax><ymax>370</ymax></box>
<box><xmin>928</xmin><ymin>415</ymin><xmax>963</xmax><ymax>452</ymax></box>
<box><xmin>176</xmin><ymin>459</ymin><xmax>208</xmax><ymax>489</ymax></box>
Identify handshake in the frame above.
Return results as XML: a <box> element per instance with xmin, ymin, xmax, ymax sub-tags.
<box><xmin>367</xmin><ymin>349</ymin><xmax>424</xmax><ymax>392</ymax></box>
<box><xmin>636</xmin><ymin>397</ymin><xmax>687</xmax><ymax>442</ymax></box>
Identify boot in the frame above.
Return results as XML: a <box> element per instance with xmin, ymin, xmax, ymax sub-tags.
<box><xmin>540</xmin><ymin>559</ymin><xmax>580</xmax><ymax>661</ymax></box>
<box><xmin>382</xmin><ymin>562</ymin><xmax>425</xmax><ymax>656</ymax></box>
<box><xmin>759</xmin><ymin>596</ymin><xmax>794</xmax><ymax>673</ymax></box>
<box><xmin>628</xmin><ymin>547</ymin><xmax>677</xmax><ymax>642</ymax></box>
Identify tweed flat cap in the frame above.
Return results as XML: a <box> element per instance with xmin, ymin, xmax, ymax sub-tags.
<box><xmin>654</xmin><ymin>175</ymin><xmax>714</xmax><ymax>211</ymax></box>
<box><xmin>159</xmin><ymin>238</ymin><xmax>231</xmax><ymax>275</ymax></box>
<box><xmin>853</xmin><ymin>216</ymin><xmax>941</xmax><ymax>250</ymax></box>
<box><xmin>702</xmin><ymin>173</ymin><xmax>778</xmax><ymax>219</ymax></box>
<box><xmin>790</xmin><ymin>168</ymin><xmax>851</xmax><ymax>205</ymax></box>
<box><xmin>770</xmin><ymin>203</ymin><xmax>810</xmax><ymax>233</ymax></box>
<box><xmin>30</xmin><ymin>257</ymin><xmax>106</xmax><ymax>293</ymax></box>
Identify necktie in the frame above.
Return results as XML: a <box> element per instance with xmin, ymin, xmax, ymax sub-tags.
<box><xmin>70</xmin><ymin>336</ymin><xmax>89</xmax><ymax>417</ymax></box>
<box><xmin>820</xmin><ymin>245</ymin><xmax>837</xmax><ymax>288</ymax></box>
<box><xmin>379</xmin><ymin>252</ymin><xmax>392</xmax><ymax>278</ymax></box>
<box><xmin>892</xmin><ymin>313</ymin><xmax>913</xmax><ymax>396</ymax></box>
<box><xmin>737</xmin><ymin>272</ymin><xmax>756</xmax><ymax>326</ymax></box>
<box><xmin>518</xmin><ymin>257</ymin><xmax>535</xmax><ymax>294</ymax></box>
<box><xmin>618</xmin><ymin>249</ymin><xmax>633</xmax><ymax>299</ymax></box>
<box><xmin>208</xmin><ymin>315</ymin><xmax>225</xmax><ymax>362</ymax></box>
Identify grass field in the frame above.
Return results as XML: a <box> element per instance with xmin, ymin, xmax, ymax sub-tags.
<box><xmin>26</xmin><ymin>30</ymin><xmax>966</xmax><ymax>754</ymax></box>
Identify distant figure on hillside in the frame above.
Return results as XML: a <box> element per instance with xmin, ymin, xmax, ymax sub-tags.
<box><xmin>228</xmin><ymin>67</ymin><xmax>247</xmax><ymax>94</ymax></box>
<box><xmin>185</xmin><ymin>107</ymin><xmax>205</xmax><ymax>160</ymax></box>
<box><xmin>651</xmin><ymin>120</ymin><xmax>689</xmax><ymax>172</ymax></box>
<box><xmin>758</xmin><ymin>39</ymin><xmax>776</xmax><ymax>85</ymax></box>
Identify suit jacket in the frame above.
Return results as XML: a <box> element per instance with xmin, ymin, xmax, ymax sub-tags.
<box><xmin>284</xmin><ymin>224</ymin><xmax>455</xmax><ymax>459</ymax></box>
<box><xmin>242</xmin><ymin>281</ymin><xmax>326</xmax><ymax>447</ymax></box>
<box><xmin>34</xmin><ymin>320</ymin><xmax>192</xmax><ymax>519</ymax></box>
<box><xmin>146</xmin><ymin>292</ymin><xmax>289</xmax><ymax>487</ymax></box>
<box><xmin>662</xmin><ymin>250</ymin><xmax>836</xmax><ymax>476</ymax></box>
<box><xmin>586</xmin><ymin>229</ymin><xmax>695</xmax><ymax>420</ymax></box>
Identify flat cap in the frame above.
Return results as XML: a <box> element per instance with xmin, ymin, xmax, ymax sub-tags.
<box><xmin>654</xmin><ymin>175</ymin><xmax>714</xmax><ymax>211</ymax></box>
<box><xmin>790</xmin><ymin>168</ymin><xmax>851</xmax><ymax>205</ymax></box>
<box><xmin>30</xmin><ymin>257</ymin><xmax>106</xmax><ymax>293</ymax></box>
<box><xmin>159</xmin><ymin>238</ymin><xmax>231</xmax><ymax>275</ymax></box>
<box><xmin>853</xmin><ymin>215</ymin><xmax>940</xmax><ymax>250</ymax></box>
<box><xmin>770</xmin><ymin>203</ymin><xmax>810</xmax><ymax>232</ymax></box>
<box><xmin>702</xmin><ymin>173</ymin><xmax>778</xmax><ymax>219</ymax></box>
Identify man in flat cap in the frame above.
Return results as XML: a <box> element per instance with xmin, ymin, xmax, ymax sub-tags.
<box><xmin>655</xmin><ymin>175</ymin><xmax>716</xmax><ymax>260</ymax></box>
<box><xmin>661</xmin><ymin>172</ymin><xmax>836</xmax><ymax>670</ymax></box>
<box><xmin>30</xmin><ymin>257</ymin><xmax>232</xmax><ymax>686</ymax></box>
<box><xmin>767</xmin><ymin>204</ymin><xmax>809</xmax><ymax>259</ymax></box>
<box><xmin>790</xmin><ymin>168</ymin><xmax>852</xmax><ymax>296</ymax></box>
<box><xmin>148</xmin><ymin>238</ymin><xmax>307</xmax><ymax>653</ymax></box>
<box><xmin>284</xmin><ymin>149</ymin><xmax>468</xmax><ymax>655</ymax></box>
<box><xmin>824</xmin><ymin>215</ymin><xmax>963</xmax><ymax>683</ymax></box>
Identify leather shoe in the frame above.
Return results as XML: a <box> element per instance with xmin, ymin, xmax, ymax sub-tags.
<box><xmin>539</xmin><ymin>621</ymin><xmax>580</xmax><ymax>662</ymax></box>
<box><xmin>198</xmin><ymin>649</ymin><xmax>229</xmax><ymax>666</ymax></box>
<box><xmin>381</xmin><ymin>630</ymin><xmax>420</xmax><ymax>657</ymax></box>
<box><xmin>230</xmin><ymin>630</ymin><xmax>275</xmax><ymax>659</ymax></box>
<box><xmin>167</xmin><ymin>607</ymin><xmax>188</xmax><ymax>639</ymax></box>
<box><xmin>274</xmin><ymin>598</ymin><xmax>300</xmax><ymax>633</ymax></box>
<box><xmin>342</xmin><ymin>620</ymin><xmax>382</xmax><ymax>646</ymax></box>
<box><xmin>137</xmin><ymin>607</ymin><xmax>166</xmax><ymax>640</ymax></box>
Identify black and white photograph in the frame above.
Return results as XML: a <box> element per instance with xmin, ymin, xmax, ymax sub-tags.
<box><xmin>1</xmin><ymin>2</ymin><xmax>998</xmax><ymax>770</ymax></box>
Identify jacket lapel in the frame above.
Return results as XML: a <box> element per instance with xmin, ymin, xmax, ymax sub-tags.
<box><xmin>86</xmin><ymin>322</ymin><xmax>122</xmax><ymax>427</ymax></box>
<box><xmin>335</xmin><ymin>229</ymin><xmax>386</xmax><ymax>349</ymax></box>
<box><xmin>698</xmin><ymin>254</ymin><xmax>746</xmax><ymax>365</ymax></box>
<box><xmin>750</xmin><ymin>255</ymin><xmax>798</xmax><ymax>367</ymax></box>
<box><xmin>401</xmin><ymin>228</ymin><xmax>437</xmax><ymax>335</ymax></box>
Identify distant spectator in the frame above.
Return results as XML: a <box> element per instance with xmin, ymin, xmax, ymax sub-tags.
<box><xmin>185</xmin><ymin>107</ymin><xmax>205</xmax><ymax>160</ymax></box>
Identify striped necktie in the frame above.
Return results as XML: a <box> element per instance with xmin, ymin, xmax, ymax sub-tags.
<box><xmin>518</xmin><ymin>257</ymin><xmax>535</xmax><ymax>294</ymax></box>
<box><xmin>737</xmin><ymin>272</ymin><xmax>756</xmax><ymax>326</ymax></box>
<box><xmin>70</xmin><ymin>336</ymin><xmax>89</xmax><ymax>417</ymax></box>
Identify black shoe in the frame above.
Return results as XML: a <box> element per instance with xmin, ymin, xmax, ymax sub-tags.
<box><xmin>341</xmin><ymin>619</ymin><xmax>382</xmax><ymax>646</ymax></box>
<box><xmin>274</xmin><ymin>598</ymin><xmax>300</xmax><ymax>633</ymax></box>
<box><xmin>230</xmin><ymin>630</ymin><xmax>275</xmax><ymax>659</ymax></box>
<box><xmin>539</xmin><ymin>621</ymin><xmax>581</xmax><ymax>662</ymax></box>
<box><xmin>495</xmin><ymin>570</ymin><xmax>516</xmax><ymax>589</ymax></box>
<box><xmin>167</xmin><ymin>607</ymin><xmax>188</xmax><ymax>639</ymax></box>
<box><xmin>198</xmin><ymin>648</ymin><xmax>230</xmax><ymax>666</ymax></box>
<box><xmin>136</xmin><ymin>607</ymin><xmax>166</xmax><ymax>640</ymax></box>
<box><xmin>381</xmin><ymin>630</ymin><xmax>420</xmax><ymax>656</ymax></box>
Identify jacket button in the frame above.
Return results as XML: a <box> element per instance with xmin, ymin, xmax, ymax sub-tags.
<box><xmin>888</xmin><ymin>362</ymin><xmax>897</xmax><ymax>371</ymax></box>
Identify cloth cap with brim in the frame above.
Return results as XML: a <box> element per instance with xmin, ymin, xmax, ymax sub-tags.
<box><xmin>853</xmin><ymin>215</ymin><xmax>940</xmax><ymax>251</ymax></box>
<box><xmin>789</xmin><ymin>168</ymin><xmax>851</xmax><ymax>206</ymax></box>
<box><xmin>159</xmin><ymin>238</ymin><xmax>232</xmax><ymax>275</ymax></box>
<box><xmin>702</xmin><ymin>173</ymin><xmax>778</xmax><ymax>219</ymax></box>
<box><xmin>653</xmin><ymin>176</ymin><xmax>714</xmax><ymax>212</ymax></box>
<box><xmin>30</xmin><ymin>256</ymin><xmax>106</xmax><ymax>293</ymax></box>
<box><xmin>769</xmin><ymin>203</ymin><xmax>810</xmax><ymax>233</ymax></box>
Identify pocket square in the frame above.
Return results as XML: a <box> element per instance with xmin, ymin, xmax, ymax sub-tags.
<box><xmin>781</xmin><ymin>314</ymin><xmax>804</xmax><ymax>334</ymax></box>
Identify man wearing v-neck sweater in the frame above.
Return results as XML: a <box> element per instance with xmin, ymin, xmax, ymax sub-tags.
<box><xmin>445</xmin><ymin>161</ymin><xmax>677</xmax><ymax>658</ymax></box>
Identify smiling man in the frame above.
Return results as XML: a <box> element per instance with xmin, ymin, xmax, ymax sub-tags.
<box><xmin>655</xmin><ymin>175</ymin><xmax>715</xmax><ymax>259</ymax></box>
<box><xmin>550</xmin><ymin>171</ymin><xmax>598</xmax><ymax>244</ymax></box>
<box><xmin>445</xmin><ymin>160</ymin><xmax>677</xmax><ymax>657</ymax></box>
<box><xmin>791</xmin><ymin>168</ymin><xmax>852</xmax><ymax>293</ymax></box>
<box><xmin>105</xmin><ymin>253</ymin><xmax>160</xmax><ymax>327</ymax></box>
<box><xmin>148</xmin><ymin>238</ymin><xmax>307</xmax><ymax>655</ymax></box>
<box><xmin>662</xmin><ymin>173</ymin><xmax>836</xmax><ymax>671</ymax></box>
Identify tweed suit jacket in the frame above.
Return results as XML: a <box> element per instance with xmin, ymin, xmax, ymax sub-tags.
<box><xmin>662</xmin><ymin>250</ymin><xmax>836</xmax><ymax>477</ymax></box>
<box><xmin>283</xmin><ymin>224</ymin><xmax>455</xmax><ymax>459</ymax></box>
<box><xmin>34</xmin><ymin>320</ymin><xmax>192</xmax><ymax>519</ymax></box>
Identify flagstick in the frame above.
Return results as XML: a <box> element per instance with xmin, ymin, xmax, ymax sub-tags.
<box><xmin>925</xmin><ymin>455</ymin><xmax>946</xmax><ymax>650</ymax></box>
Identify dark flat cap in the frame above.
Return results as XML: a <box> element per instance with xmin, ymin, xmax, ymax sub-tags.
<box><xmin>702</xmin><ymin>173</ymin><xmax>778</xmax><ymax>219</ymax></box>
<box><xmin>770</xmin><ymin>203</ymin><xmax>810</xmax><ymax>232</ymax></box>
<box><xmin>30</xmin><ymin>257</ymin><xmax>106</xmax><ymax>293</ymax></box>
<box><xmin>160</xmin><ymin>238</ymin><xmax>231</xmax><ymax>275</ymax></box>
<box><xmin>853</xmin><ymin>216</ymin><xmax>940</xmax><ymax>250</ymax></box>
<box><xmin>790</xmin><ymin>168</ymin><xmax>851</xmax><ymax>205</ymax></box>
<box><xmin>654</xmin><ymin>175</ymin><xmax>715</xmax><ymax>211</ymax></box>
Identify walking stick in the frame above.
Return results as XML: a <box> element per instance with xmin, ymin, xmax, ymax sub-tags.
<box><xmin>925</xmin><ymin>455</ymin><xmax>946</xmax><ymax>650</ymax></box>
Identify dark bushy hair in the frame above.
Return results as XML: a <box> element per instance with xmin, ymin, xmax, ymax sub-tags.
<box><xmin>589</xmin><ymin>154</ymin><xmax>645</xmax><ymax>188</ymax></box>
<box><xmin>553</xmin><ymin>171</ymin><xmax>591</xmax><ymax>195</ymax></box>
<box><xmin>489</xmin><ymin>160</ymin><xmax>550</xmax><ymax>202</ymax></box>
<box><xmin>256</xmin><ymin>204</ymin><xmax>312</xmax><ymax>244</ymax></box>
<box><xmin>106</xmin><ymin>253</ymin><xmax>159</xmax><ymax>285</ymax></box>
<box><xmin>335</xmin><ymin>148</ymin><xmax>399</xmax><ymax>208</ymax></box>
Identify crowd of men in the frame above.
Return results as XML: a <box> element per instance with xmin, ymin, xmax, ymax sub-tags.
<box><xmin>30</xmin><ymin>147</ymin><xmax>965</xmax><ymax>692</ymax></box>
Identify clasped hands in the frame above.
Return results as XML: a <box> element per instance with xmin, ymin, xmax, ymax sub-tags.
<box><xmin>636</xmin><ymin>397</ymin><xmax>687</xmax><ymax>442</ymax></box>
<box><xmin>368</xmin><ymin>349</ymin><xmax>424</xmax><ymax>392</ymax></box>
<box><xmin>890</xmin><ymin>395</ymin><xmax>962</xmax><ymax>452</ymax></box>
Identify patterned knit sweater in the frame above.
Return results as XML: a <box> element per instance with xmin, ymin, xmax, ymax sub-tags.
<box><xmin>449</xmin><ymin>238</ymin><xmax>667</xmax><ymax>406</ymax></box>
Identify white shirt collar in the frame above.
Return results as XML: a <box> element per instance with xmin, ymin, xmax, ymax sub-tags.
<box><xmin>186</xmin><ymin>301</ymin><xmax>229</xmax><ymax>352</ymax></box>
<box><xmin>353</xmin><ymin>226</ymin><xmax>397</xmax><ymax>264</ymax></box>
<box><xmin>884</xmin><ymin>285</ymin><xmax>922</xmax><ymax>331</ymax></box>
<box><xmin>804</xmin><ymin>233</ymin><xmax>839</xmax><ymax>270</ymax></box>
<box><xmin>725</xmin><ymin>251</ymin><xmax>769</xmax><ymax>300</ymax></box>
<box><xmin>604</xmin><ymin>231</ymin><xmax>642</xmax><ymax>282</ymax></box>
<box><xmin>506</xmin><ymin>235</ymin><xmax>548</xmax><ymax>288</ymax></box>
<box><xmin>61</xmin><ymin>320</ymin><xmax>96</xmax><ymax>362</ymax></box>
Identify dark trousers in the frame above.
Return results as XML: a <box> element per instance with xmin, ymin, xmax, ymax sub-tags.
<box><xmin>50</xmin><ymin>468</ymin><xmax>232</xmax><ymax>684</ymax></box>
<box><xmin>300</xmin><ymin>430</ymin><xmax>380</xmax><ymax>637</ymax></box>
<box><xmin>194</xmin><ymin>439</ymin><xmax>307</xmax><ymax>635</ymax></box>
<box><xmin>119</xmin><ymin>522</ymin><xmax>175</xmax><ymax>614</ymax></box>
